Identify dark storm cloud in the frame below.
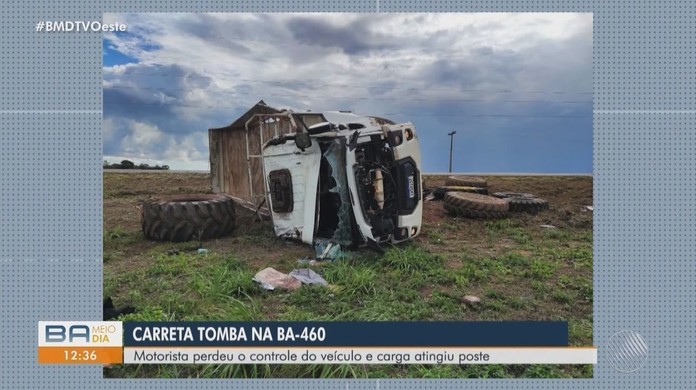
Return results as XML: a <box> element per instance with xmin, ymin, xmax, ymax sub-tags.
<box><xmin>366</xmin><ymin>80</ymin><xmax>400</xmax><ymax>96</ymax></box>
<box><xmin>104</xmin><ymin>63</ymin><xmax>212</xmax><ymax>91</ymax></box>
<box><xmin>177</xmin><ymin>13</ymin><xmax>283</xmax><ymax>42</ymax></box>
<box><xmin>524</xmin><ymin>28</ymin><xmax>593</xmax><ymax>93</ymax></box>
<box><xmin>103</xmin><ymin>62</ymin><xmax>246</xmax><ymax>162</ymax></box>
<box><xmin>268</xmin><ymin>79</ymin><xmax>318</xmax><ymax>90</ymax></box>
<box><xmin>171</xmin><ymin>14</ymin><xmax>260</xmax><ymax>55</ymax></box>
<box><xmin>284</xmin><ymin>16</ymin><xmax>398</xmax><ymax>55</ymax></box>
<box><xmin>418</xmin><ymin>32</ymin><xmax>591</xmax><ymax>101</ymax></box>
<box><xmin>104</xmin><ymin>64</ymin><xmax>220</xmax><ymax>135</ymax></box>
<box><xmin>422</xmin><ymin>48</ymin><xmax>530</xmax><ymax>94</ymax></box>
<box><xmin>103</xmin><ymin>87</ymin><xmax>183</xmax><ymax>134</ymax></box>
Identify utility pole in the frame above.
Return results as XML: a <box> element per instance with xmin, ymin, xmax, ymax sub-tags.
<box><xmin>447</xmin><ymin>131</ymin><xmax>457</xmax><ymax>173</ymax></box>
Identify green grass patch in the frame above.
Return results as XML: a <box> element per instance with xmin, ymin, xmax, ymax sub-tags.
<box><xmin>523</xmin><ymin>364</ymin><xmax>564</xmax><ymax>378</ymax></box>
<box><xmin>568</xmin><ymin>318</ymin><xmax>594</xmax><ymax>345</ymax></box>
<box><xmin>502</xmin><ymin>252</ymin><xmax>532</xmax><ymax>267</ymax></box>
<box><xmin>484</xmin><ymin>218</ymin><xmax>519</xmax><ymax>232</ymax></box>
<box><xmin>426</xmin><ymin>230</ymin><xmax>446</xmax><ymax>245</ymax></box>
<box><xmin>551</xmin><ymin>290</ymin><xmax>574</xmax><ymax>305</ymax></box>
<box><xmin>558</xmin><ymin>275</ymin><xmax>593</xmax><ymax>302</ymax></box>
<box><xmin>531</xmin><ymin>280</ymin><xmax>549</xmax><ymax>295</ymax></box>
<box><xmin>458</xmin><ymin>262</ymin><xmax>490</xmax><ymax>283</ymax></box>
<box><xmin>542</xmin><ymin>228</ymin><xmax>572</xmax><ymax>241</ymax></box>
<box><xmin>381</xmin><ymin>245</ymin><xmax>443</xmax><ymax>273</ymax></box>
<box><xmin>507</xmin><ymin>296</ymin><xmax>529</xmax><ymax>309</ymax></box>
<box><xmin>323</xmin><ymin>260</ymin><xmax>377</xmax><ymax>295</ymax></box>
<box><xmin>529</xmin><ymin>259</ymin><xmax>557</xmax><ymax>280</ymax></box>
<box><xmin>103</xmin><ymin>227</ymin><xmax>142</xmax><ymax>259</ymax></box>
<box><xmin>191</xmin><ymin>263</ymin><xmax>258</xmax><ymax>299</ymax></box>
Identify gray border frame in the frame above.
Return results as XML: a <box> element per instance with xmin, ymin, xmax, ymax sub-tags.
<box><xmin>2</xmin><ymin>0</ymin><xmax>695</xmax><ymax>388</ymax></box>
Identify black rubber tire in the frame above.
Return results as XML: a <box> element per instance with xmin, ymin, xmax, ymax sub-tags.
<box><xmin>433</xmin><ymin>186</ymin><xmax>488</xmax><ymax>200</ymax></box>
<box><xmin>492</xmin><ymin>191</ymin><xmax>536</xmax><ymax>199</ymax></box>
<box><xmin>141</xmin><ymin>194</ymin><xmax>236</xmax><ymax>242</ymax></box>
<box><xmin>505</xmin><ymin>197</ymin><xmax>549</xmax><ymax>213</ymax></box>
<box><xmin>443</xmin><ymin>192</ymin><xmax>508</xmax><ymax>219</ymax></box>
<box><xmin>445</xmin><ymin>176</ymin><xmax>488</xmax><ymax>188</ymax></box>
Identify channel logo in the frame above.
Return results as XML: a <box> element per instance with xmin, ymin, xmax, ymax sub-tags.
<box><xmin>38</xmin><ymin>321</ymin><xmax>123</xmax><ymax>364</ymax></box>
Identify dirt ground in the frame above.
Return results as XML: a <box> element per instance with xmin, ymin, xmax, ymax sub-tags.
<box><xmin>420</xmin><ymin>175</ymin><xmax>592</xmax><ymax>255</ymax></box>
<box><xmin>103</xmin><ymin>172</ymin><xmax>592</xmax><ymax>239</ymax></box>
<box><xmin>103</xmin><ymin>173</ymin><xmax>592</xmax><ymax>280</ymax></box>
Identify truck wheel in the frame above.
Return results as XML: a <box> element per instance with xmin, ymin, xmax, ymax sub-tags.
<box><xmin>492</xmin><ymin>192</ymin><xmax>549</xmax><ymax>213</ymax></box>
<box><xmin>433</xmin><ymin>186</ymin><xmax>488</xmax><ymax>200</ymax></box>
<box><xmin>141</xmin><ymin>194</ymin><xmax>236</xmax><ymax>242</ymax></box>
<box><xmin>505</xmin><ymin>197</ymin><xmax>549</xmax><ymax>213</ymax></box>
<box><xmin>492</xmin><ymin>192</ymin><xmax>535</xmax><ymax>199</ymax></box>
<box><xmin>443</xmin><ymin>192</ymin><xmax>508</xmax><ymax>219</ymax></box>
<box><xmin>445</xmin><ymin>175</ymin><xmax>488</xmax><ymax>188</ymax></box>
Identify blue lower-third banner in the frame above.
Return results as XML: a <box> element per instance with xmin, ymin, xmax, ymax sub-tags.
<box><xmin>123</xmin><ymin>321</ymin><xmax>569</xmax><ymax>347</ymax></box>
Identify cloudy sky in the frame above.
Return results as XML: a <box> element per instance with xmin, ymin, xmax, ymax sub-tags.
<box><xmin>103</xmin><ymin>13</ymin><xmax>592</xmax><ymax>172</ymax></box>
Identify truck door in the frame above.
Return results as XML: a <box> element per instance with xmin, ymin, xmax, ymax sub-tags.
<box><xmin>262</xmin><ymin>139</ymin><xmax>322</xmax><ymax>244</ymax></box>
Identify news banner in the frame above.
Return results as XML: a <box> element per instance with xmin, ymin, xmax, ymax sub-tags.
<box><xmin>38</xmin><ymin>321</ymin><xmax>597</xmax><ymax>365</ymax></box>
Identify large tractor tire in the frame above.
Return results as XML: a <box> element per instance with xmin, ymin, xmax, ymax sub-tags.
<box><xmin>445</xmin><ymin>175</ymin><xmax>488</xmax><ymax>188</ymax></box>
<box><xmin>141</xmin><ymin>194</ymin><xmax>236</xmax><ymax>242</ymax></box>
<box><xmin>492</xmin><ymin>192</ymin><xmax>549</xmax><ymax>213</ymax></box>
<box><xmin>432</xmin><ymin>186</ymin><xmax>488</xmax><ymax>200</ymax></box>
<box><xmin>492</xmin><ymin>192</ymin><xmax>535</xmax><ymax>199</ymax></box>
<box><xmin>507</xmin><ymin>197</ymin><xmax>549</xmax><ymax>213</ymax></box>
<box><xmin>443</xmin><ymin>192</ymin><xmax>508</xmax><ymax>219</ymax></box>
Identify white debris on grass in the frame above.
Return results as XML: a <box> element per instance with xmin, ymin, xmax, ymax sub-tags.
<box><xmin>253</xmin><ymin>267</ymin><xmax>302</xmax><ymax>291</ymax></box>
<box><xmin>289</xmin><ymin>269</ymin><xmax>328</xmax><ymax>286</ymax></box>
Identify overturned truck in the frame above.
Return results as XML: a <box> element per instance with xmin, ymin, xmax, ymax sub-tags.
<box><xmin>208</xmin><ymin>101</ymin><xmax>423</xmax><ymax>251</ymax></box>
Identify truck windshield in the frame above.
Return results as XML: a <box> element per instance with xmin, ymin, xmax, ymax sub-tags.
<box><xmin>315</xmin><ymin>138</ymin><xmax>354</xmax><ymax>246</ymax></box>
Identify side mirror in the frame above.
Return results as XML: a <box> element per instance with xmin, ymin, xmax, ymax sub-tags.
<box><xmin>295</xmin><ymin>132</ymin><xmax>312</xmax><ymax>150</ymax></box>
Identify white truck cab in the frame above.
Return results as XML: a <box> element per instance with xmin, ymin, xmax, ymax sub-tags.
<box><xmin>259</xmin><ymin>111</ymin><xmax>423</xmax><ymax>251</ymax></box>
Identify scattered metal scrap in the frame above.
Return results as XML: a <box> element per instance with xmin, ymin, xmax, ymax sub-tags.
<box><xmin>314</xmin><ymin>239</ymin><xmax>352</xmax><ymax>261</ymax></box>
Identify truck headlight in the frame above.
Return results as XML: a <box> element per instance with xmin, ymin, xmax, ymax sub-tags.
<box><xmin>405</xmin><ymin>128</ymin><xmax>414</xmax><ymax>141</ymax></box>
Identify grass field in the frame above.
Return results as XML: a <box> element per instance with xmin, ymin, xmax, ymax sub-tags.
<box><xmin>103</xmin><ymin>172</ymin><xmax>593</xmax><ymax>378</ymax></box>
